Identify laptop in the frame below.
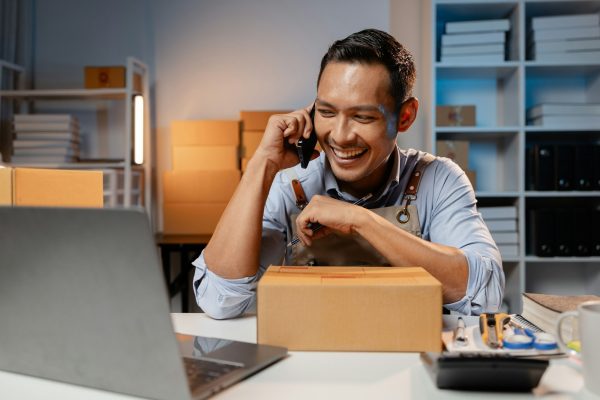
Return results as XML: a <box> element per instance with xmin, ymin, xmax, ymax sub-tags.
<box><xmin>0</xmin><ymin>207</ymin><xmax>287</xmax><ymax>400</ymax></box>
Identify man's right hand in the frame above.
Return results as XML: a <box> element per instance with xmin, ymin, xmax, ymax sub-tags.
<box><xmin>252</xmin><ymin>107</ymin><xmax>314</xmax><ymax>170</ymax></box>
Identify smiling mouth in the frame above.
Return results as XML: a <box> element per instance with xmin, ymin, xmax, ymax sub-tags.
<box><xmin>331</xmin><ymin>147</ymin><xmax>368</xmax><ymax>160</ymax></box>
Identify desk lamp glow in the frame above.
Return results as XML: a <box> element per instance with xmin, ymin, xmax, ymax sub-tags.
<box><xmin>133</xmin><ymin>95</ymin><xmax>144</xmax><ymax>165</ymax></box>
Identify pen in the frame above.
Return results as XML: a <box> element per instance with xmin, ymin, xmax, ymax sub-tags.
<box><xmin>454</xmin><ymin>316</ymin><xmax>468</xmax><ymax>347</ymax></box>
<box><xmin>286</xmin><ymin>193</ymin><xmax>373</xmax><ymax>248</ymax></box>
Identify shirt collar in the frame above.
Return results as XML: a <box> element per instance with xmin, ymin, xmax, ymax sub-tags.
<box><xmin>323</xmin><ymin>145</ymin><xmax>403</xmax><ymax>203</ymax></box>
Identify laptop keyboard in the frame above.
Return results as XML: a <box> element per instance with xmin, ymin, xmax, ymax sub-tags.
<box><xmin>184</xmin><ymin>357</ymin><xmax>243</xmax><ymax>389</ymax></box>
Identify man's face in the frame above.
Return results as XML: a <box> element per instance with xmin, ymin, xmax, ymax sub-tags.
<box><xmin>315</xmin><ymin>61</ymin><xmax>399</xmax><ymax>195</ymax></box>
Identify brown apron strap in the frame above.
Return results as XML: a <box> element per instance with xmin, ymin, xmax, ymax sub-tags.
<box><xmin>403</xmin><ymin>153</ymin><xmax>436</xmax><ymax>198</ymax></box>
<box><xmin>291</xmin><ymin>179</ymin><xmax>308</xmax><ymax>210</ymax></box>
<box><xmin>398</xmin><ymin>153</ymin><xmax>436</xmax><ymax>224</ymax></box>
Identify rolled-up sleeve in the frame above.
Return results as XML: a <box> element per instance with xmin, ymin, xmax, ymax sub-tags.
<box><xmin>192</xmin><ymin>184</ymin><xmax>288</xmax><ymax>319</ymax></box>
<box><xmin>425</xmin><ymin>159</ymin><xmax>505</xmax><ymax>315</ymax></box>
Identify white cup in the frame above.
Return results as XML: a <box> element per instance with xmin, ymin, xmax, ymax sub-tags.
<box><xmin>555</xmin><ymin>300</ymin><xmax>600</xmax><ymax>396</ymax></box>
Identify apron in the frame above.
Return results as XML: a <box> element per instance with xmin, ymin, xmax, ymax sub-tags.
<box><xmin>287</xmin><ymin>153</ymin><xmax>435</xmax><ymax>266</ymax></box>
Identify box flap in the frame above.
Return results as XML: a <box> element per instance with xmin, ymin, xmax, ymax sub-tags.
<box><xmin>261</xmin><ymin>266</ymin><xmax>442</xmax><ymax>287</ymax></box>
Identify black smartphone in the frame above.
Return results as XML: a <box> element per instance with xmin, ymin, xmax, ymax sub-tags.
<box><xmin>296</xmin><ymin>106</ymin><xmax>318</xmax><ymax>169</ymax></box>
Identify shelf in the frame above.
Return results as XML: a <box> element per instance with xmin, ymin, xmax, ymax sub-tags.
<box><xmin>0</xmin><ymin>88</ymin><xmax>140</xmax><ymax>100</ymax></box>
<box><xmin>525</xmin><ymin>256</ymin><xmax>600</xmax><ymax>263</ymax></box>
<box><xmin>525</xmin><ymin>63</ymin><xmax>600</xmax><ymax>76</ymax></box>
<box><xmin>436</xmin><ymin>64</ymin><xmax>519</xmax><ymax>79</ymax></box>
<box><xmin>436</xmin><ymin>126</ymin><xmax>520</xmax><ymax>133</ymax></box>
<box><xmin>525</xmin><ymin>191</ymin><xmax>600</xmax><ymax>197</ymax></box>
<box><xmin>7</xmin><ymin>161</ymin><xmax>126</xmax><ymax>169</ymax></box>
<box><xmin>437</xmin><ymin>128</ymin><xmax>519</xmax><ymax>141</ymax></box>
<box><xmin>476</xmin><ymin>191</ymin><xmax>520</xmax><ymax>198</ymax></box>
<box><xmin>433</xmin><ymin>0</ymin><xmax>600</xmax><ymax>313</ymax></box>
<box><xmin>525</xmin><ymin>126</ymin><xmax>600</xmax><ymax>133</ymax></box>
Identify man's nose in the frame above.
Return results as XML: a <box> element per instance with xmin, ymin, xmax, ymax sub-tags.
<box><xmin>329</xmin><ymin>116</ymin><xmax>356</xmax><ymax>145</ymax></box>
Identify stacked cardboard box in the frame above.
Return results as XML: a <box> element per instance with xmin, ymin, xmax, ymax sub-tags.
<box><xmin>163</xmin><ymin>120</ymin><xmax>241</xmax><ymax>234</ymax></box>
<box><xmin>479</xmin><ymin>206</ymin><xmax>519</xmax><ymax>258</ymax></box>
<box><xmin>436</xmin><ymin>140</ymin><xmax>477</xmax><ymax>190</ymax></box>
<box><xmin>0</xmin><ymin>167</ymin><xmax>103</xmax><ymax>207</ymax></box>
<box><xmin>240</xmin><ymin>110</ymin><xmax>290</xmax><ymax>172</ymax></box>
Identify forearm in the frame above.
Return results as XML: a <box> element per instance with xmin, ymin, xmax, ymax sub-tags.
<box><xmin>354</xmin><ymin>210</ymin><xmax>468</xmax><ymax>303</ymax></box>
<box><xmin>204</xmin><ymin>155</ymin><xmax>279</xmax><ymax>278</ymax></box>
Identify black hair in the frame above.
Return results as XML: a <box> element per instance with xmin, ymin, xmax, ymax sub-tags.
<box><xmin>317</xmin><ymin>29</ymin><xmax>416</xmax><ymax>114</ymax></box>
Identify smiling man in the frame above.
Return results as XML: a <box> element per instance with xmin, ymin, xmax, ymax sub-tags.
<box><xmin>193</xmin><ymin>29</ymin><xmax>504</xmax><ymax>319</ymax></box>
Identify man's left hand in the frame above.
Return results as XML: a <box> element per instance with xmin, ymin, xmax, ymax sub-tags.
<box><xmin>295</xmin><ymin>195</ymin><xmax>368</xmax><ymax>246</ymax></box>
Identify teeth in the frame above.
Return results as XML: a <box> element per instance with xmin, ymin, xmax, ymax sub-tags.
<box><xmin>333</xmin><ymin>148</ymin><xmax>367</xmax><ymax>159</ymax></box>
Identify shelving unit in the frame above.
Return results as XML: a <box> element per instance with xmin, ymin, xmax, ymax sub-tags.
<box><xmin>432</xmin><ymin>0</ymin><xmax>600</xmax><ymax>313</ymax></box>
<box><xmin>0</xmin><ymin>57</ymin><xmax>153</xmax><ymax>225</ymax></box>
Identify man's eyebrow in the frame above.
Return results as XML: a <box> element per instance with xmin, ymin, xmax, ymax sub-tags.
<box><xmin>315</xmin><ymin>99</ymin><xmax>384</xmax><ymax>113</ymax></box>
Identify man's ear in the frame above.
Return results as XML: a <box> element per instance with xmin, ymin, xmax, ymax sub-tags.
<box><xmin>397</xmin><ymin>97</ymin><xmax>419</xmax><ymax>132</ymax></box>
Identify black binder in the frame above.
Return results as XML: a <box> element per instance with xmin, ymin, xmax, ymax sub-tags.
<box><xmin>533</xmin><ymin>144</ymin><xmax>554</xmax><ymax>191</ymax></box>
<box><xmin>574</xmin><ymin>145</ymin><xmax>594</xmax><ymax>190</ymax></box>
<box><xmin>528</xmin><ymin>209</ymin><xmax>555</xmax><ymax>257</ymax></box>
<box><xmin>555</xmin><ymin>145</ymin><xmax>574</xmax><ymax>191</ymax></box>
<box><xmin>593</xmin><ymin>209</ymin><xmax>600</xmax><ymax>256</ymax></box>
<box><xmin>594</xmin><ymin>145</ymin><xmax>600</xmax><ymax>191</ymax></box>
<box><xmin>555</xmin><ymin>209</ymin><xmax>574</xmax><ymax>256</ymax></box>
<box><xmin>572</xmin><ymin>208</ymin><xmax>591</xmax><ymax>257</ymax></box>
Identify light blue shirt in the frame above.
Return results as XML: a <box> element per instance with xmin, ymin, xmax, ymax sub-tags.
<box><xmin>192</xmin><ymin>147</ymin><xmax>505</xmax><ymax>319</ymax></box>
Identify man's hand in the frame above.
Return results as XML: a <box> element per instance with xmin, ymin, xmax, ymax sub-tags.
<box><xmin>252</xmin><ymin>107</ymin><xmax>314</xmax><ymax>171</ymax></box>
<box><xmin>295</xmin><ymin>195</ymin><xmax>369</xmax><ymax>246</ymax></box>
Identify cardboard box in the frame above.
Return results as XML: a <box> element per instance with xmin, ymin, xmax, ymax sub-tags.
<box><xmin>172</xmin><ymin>146</ymin><xmax>239</xmax><ymax>171</ymax></box>
<box><xmin>162</xmin><ymin>203</ymin><xmax>227</xmax><ymax>234</ymax></box>
<box><xmin>0</xmin><ymin>167</ymin><xmax>103</xmax><ymax>207</ymax></box>
<box><xmin>163</xmin><ymin>170</ymin><xmax>240</xmax><ymax>203</ymax></box>
<box><xmin>240</xmin><ymin>110</ymin><xmax>291</xmax><ymax>131</ymax></box>
<box><xmin>436</xmin><ymin>105</ymin><xmax>475</xmax><ymax>126</ymax></box>
<box><xmin>85</xmin><ymin>66</ymin><xmax>125</xmax><ymax>88</ymax></box>
<box><xmin>171</xmin><ymin>120</ymin><xmax>240</xmax><ymax>147</ymax></box>
<box><xmin>241</xmin><ymin>130</ymin><xmax>263</xmax><ymax>158</ymax></box>
<box><xmin>436</xmin><ymin>140</ymin><xmax>469</xmax><ymax>170</ymax></box>
<box><xmin>257</xmin><ymin>266</ymin><xmax>442</xmax><ymax>352</ymax></box>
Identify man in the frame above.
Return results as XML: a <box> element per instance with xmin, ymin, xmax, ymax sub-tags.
<box><xmin>192</xmin><ymin>29</ymin><xmax>504</xmax><ymax>319</ymax></box>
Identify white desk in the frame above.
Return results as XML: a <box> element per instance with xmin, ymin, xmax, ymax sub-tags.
<box><xmin>0</xmin><ymin>313</ymin><xmax>595</xmax><ymax>400</ymax></box>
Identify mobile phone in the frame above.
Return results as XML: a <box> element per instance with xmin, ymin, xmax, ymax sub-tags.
<box><xmin>296</xmin><ymin>106</ymin><xmax>318</xmax><ymax>169</ymax></box>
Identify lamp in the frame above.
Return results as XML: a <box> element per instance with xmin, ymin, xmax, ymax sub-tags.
<box><xmin>133</xmin><ymin>95</ymin><xmax>144</xmax><ymax>165</ymax></box>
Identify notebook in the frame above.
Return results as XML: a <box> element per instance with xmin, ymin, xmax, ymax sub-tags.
<box><xmin>0</xmin><ymin>207</ymin><xmax>287</xmax><ymax>399</ymax></box>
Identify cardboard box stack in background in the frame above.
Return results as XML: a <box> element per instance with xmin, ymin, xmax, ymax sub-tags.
<box><xmin>163</xmin><ymin>120</ymin><xmax>241</xmax><ymax>234</ymax></box>
<box><xmin>257</xmin><ymin>266</ymin><xmax>442</xmax><ymax>352</ymax></box>
<box><xmin>0</xmin><ymin>167</ymin><xmax>103</xmax><ymax>207</ymax></box>
<box><xmin>436</xmin><ymin>140</ymin><xmax>477</xmax><ymax>189</ymax></box>
<box><xmin>479</xmin><ymin>205</ymin><xmax>519</xmax><ymax>258</ymax></box>
<box><xmin>240</xmin><ymin>110</ymin><xmax>290</xmax><ymax>172</ymax></box>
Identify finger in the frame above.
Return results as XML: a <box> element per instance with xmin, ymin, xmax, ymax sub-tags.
<box><xmin>282</xmin><ymin>118</ymin><xmax>297</xmax><ymax>137</ymax></box>
<box><xmin>311</xmin><ymin>227</ymin><xmax>331</xmax><ymax>241</ymax></box>
<box><xmin>299</xmin><ymin>108</ymin><xmax>314</xmax><ymax>139</ymax></box>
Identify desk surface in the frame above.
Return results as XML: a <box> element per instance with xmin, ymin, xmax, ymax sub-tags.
<box><xmin>0</xmin><ymin>313</ymin><xmax>594</xmax><ymax>400</ymax></box>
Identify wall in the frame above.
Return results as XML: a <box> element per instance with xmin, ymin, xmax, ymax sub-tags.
<box><xmin>32</xmin><ymin>0</ymin><xmax>431</xmax><ymax>230</ymax></box>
